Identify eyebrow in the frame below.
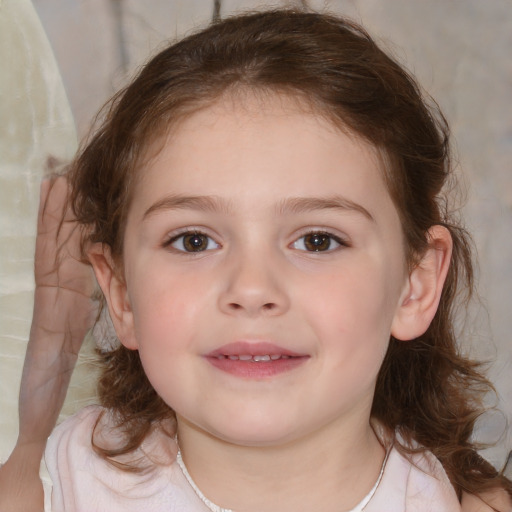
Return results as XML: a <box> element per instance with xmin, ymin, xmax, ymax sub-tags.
<box><xmin>274</xmin><ymin>196</ymin><xmax>374</xmax><ymax>221</ymax></box>
<box><xmin>143</xmin><ymin>195</ymin><xmax>233</xmax><ymax>219</ymax></box>
<box><xmin>143</xmin><ymin>194</ymin><xmax>373</xmax><ymax>221</ymax></box>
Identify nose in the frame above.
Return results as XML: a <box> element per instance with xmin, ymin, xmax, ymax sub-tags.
<box><xmin>218</xmin><ymin>250</ymin><xmax>290</xmax><ymax>318</ymax></box>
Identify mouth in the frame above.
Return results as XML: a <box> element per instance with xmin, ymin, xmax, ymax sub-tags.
<box><xmin>214</xmin><ymin>354</ymin><xmax>293</xmax><ymax>362</ymax></box>
<box><xmin>205</xmin><ymin>341</ymin><xmax>309</xmax><ymax>378</ymax></box>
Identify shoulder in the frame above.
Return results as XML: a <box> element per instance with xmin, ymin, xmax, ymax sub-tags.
<box><xmin>366</xmin><ymin>445</ymin><xmax>461</xmax><ymax>512</ymax></box>
<box><xmin>45</xmin><ymin>405</ymin><xmax>103</xmax><ymax>479</ymax></box>
<box><xmin>48</xmin><ymin>404</ymin><xmax>103</xmax><ymax>446</ymax></box>
<box><xmin>45</xmin><ymin>406</ymin><xmax>124</xmax><ymax>511</ymax></box>
<box><xmin>45</xmin><ymin>405</ymin><xmax>205</xmax><ymax>512</ymax></box>
<box><xmin>404</xmin><ymin>449</ymin><xmax>462</xmax><ymax>511</ymax></box>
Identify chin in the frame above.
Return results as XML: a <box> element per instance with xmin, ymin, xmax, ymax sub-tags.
<box><xmin>205</xmin><ymin>418</ymin><xmax>301</xmax><ymax>448</ymax></box>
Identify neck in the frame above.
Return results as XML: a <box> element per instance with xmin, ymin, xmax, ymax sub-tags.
<box><xmin>176</xmin><ymin>415</ymin><xmax>386</xmax><ymax>512</ymax></box>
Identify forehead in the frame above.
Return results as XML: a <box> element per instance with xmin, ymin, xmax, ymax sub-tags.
<box><xmin>142</xmin><ymin>88</ymin><xmax>379</xmax><ymax>175</ymax></box>
<box><xmin>132</xmin><ymin>91</ymin><xmax>398</xmax><ymax>228</ymax></box>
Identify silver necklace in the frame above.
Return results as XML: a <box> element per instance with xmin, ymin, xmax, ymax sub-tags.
<box><xmin>347</xmin><ymin>447</ymin><xmax>389</xmax><ymax>512</ymax></box>
<box><xmin>176</xmin><ymin>447</ymin><xmax>389</xmax><ymax>512</ymax></box>
<box><xmin>176</xmin><ymin>450</ymin><xmax>234</xmax><ymax>512</ymax></box>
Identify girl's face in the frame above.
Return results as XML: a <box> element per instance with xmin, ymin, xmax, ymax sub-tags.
<box><xmin>112</xmin><ymin>93</ymin><xmax>411</xmax><ymax>446</ymax></box>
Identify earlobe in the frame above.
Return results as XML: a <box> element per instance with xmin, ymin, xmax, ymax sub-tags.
<box><xmin>87</xmin><ymin>243</ymin><xmax>138</xmax><ymax>350</ymax></box>
<box><xmin>391</xmin><ymin>225</ymin><xmax>453</xmax><ymax>341</ymax></box>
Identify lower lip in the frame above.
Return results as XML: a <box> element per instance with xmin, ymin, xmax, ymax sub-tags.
<box><xmin>205</xmin><ymin>356</ymin><xmax>308</xmax><ymax>378</ymax></box>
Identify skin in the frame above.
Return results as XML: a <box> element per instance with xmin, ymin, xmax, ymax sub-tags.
<box><xmin>91</xmin><ymin>92</ymin><xmax>452</xmax><ymax>512</ymax></box>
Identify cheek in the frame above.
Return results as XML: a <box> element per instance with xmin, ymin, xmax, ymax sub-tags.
<box><xmin>128</xmin><ymin>266</ymin><xmax>212</xmax><ymax>352</ymax></box>
<box><xmin>127</xmin><ymin>276</ymin><xmax>205</xmax><ymax>408</ymax></box>
<box><xmin>305</xmin><ymin>264</ymin><xmax>397</xmax><ymax>328</ymax></box>
<box><xmin>300</xmin><ymin>259</ymin><xmax>400</xmax><ymax>365</ymax></box>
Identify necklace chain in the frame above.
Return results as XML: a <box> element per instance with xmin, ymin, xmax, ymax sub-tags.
<box><xmin>176</xmin><ymin>450</ymin><xmax>234</xmax><ymax>512</ymax></box>
<box><xmin>175</xmin><ymin>447</ymin><xmax>389</xmax><ymax>512</ymax></box>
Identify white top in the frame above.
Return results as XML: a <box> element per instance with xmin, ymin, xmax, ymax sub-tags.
<box><xmin>45</xmin><ymin>406</ymin><xmax>461</xmax><ymax>512</ymax></box>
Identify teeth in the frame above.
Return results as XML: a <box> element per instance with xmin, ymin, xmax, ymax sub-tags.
<box><xmin>220</xmin><ymin>354</ymin><xmax>290</xmax><ymax>362</ymax></box>
<box><xmin>253</xmin><ymin>355</ymin><xmax>271</xmax><ymax>362</ymax></box>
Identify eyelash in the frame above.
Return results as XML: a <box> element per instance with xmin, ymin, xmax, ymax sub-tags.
<box><xmin>164</xmin><ymin>230</ymin><xmax>219</xmax><ymax>253</ymax></box>
<box><xmin>163</xmin><ymin>229</ymin><xmax>349</xmax><ymax>254</ymax></box>
<box><xmin>292</xmin><ymin>230</ymin><xmax>349</xmax><ymax>253</ymax></box>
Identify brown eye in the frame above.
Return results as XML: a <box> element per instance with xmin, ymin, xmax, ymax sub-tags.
<box><xmin>169</xmin><ymin>232</ymin><xmax>219</xmax><ymax>252</ymax></box>
<box><xmin>292</xmin><ymin>232</ymin><xmax>343</xmax><ymax>252</ymax></box>
<box><xmin>183</xmin><ymin>233</ymin><xmax>208</xmax><ymax>251</ymax></box>
<box><xmin>304</xmin><ymin>233</ymin><xmax>331</xmax><ymax>251</ymax></box>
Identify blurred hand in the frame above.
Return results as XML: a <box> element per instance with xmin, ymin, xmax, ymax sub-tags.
<box><xmin>0</xmin><ymin>444</ymin><xmax>45</xmax><ymax>512</ymax></box>
<box><xmin>0</xmin><ymin>175</ymin><xmax>96</xmax><ymax>511</ymax></box>
<box><xmin>19</xmin><ymin>175</ymin><xmax>96</xmax><ymax>444</ymax></box>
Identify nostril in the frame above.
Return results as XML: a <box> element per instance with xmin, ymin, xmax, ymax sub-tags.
<box><xmin>227</xmin><ymin>302</ymin><xmax>276</xmax><ymax>311</ymax></box>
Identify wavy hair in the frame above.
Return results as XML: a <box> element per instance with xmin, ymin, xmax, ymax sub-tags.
<box><xmin>70</xmin><ymin>8</ymin><xmax>511</xmax><ymax>500</ymax></box>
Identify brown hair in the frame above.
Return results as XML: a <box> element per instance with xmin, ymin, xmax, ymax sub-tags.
<box><xmin>70</xmin><ymin>8</ymin><xmax>511</xmax><ymax>500</ymax></box>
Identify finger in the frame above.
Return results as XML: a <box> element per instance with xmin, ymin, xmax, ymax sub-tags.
<box><xmin>37</xmin><ymin>178</ymin><xmax>52</xmax><ymax>230</ymax></box>
<box><xmin>38</xmin><ymin>176</ymin><xmax>74</xmax><ymax>237</ymax></box>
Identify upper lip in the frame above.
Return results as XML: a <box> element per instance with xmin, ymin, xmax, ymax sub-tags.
<box><xmin>205</xmin><ymin>341</ymin><xmax>305</xmax><ymax>358</ymax></box>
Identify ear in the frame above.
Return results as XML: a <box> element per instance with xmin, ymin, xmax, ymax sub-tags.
<box><xmin>391</xmin><ymin>225</ymin><xmax>453</xmax><ymax>341</ymax></box>
<box><xmin>87</xmin><ymin>243</ymin><xmax>138</xmax><ymax>350</ymax></box>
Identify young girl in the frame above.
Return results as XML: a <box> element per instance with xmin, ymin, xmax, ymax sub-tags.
<box><xmin>41</xmin><ymin>8</ymin><xmax>511</xmax><ymax>511</ymax></box>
